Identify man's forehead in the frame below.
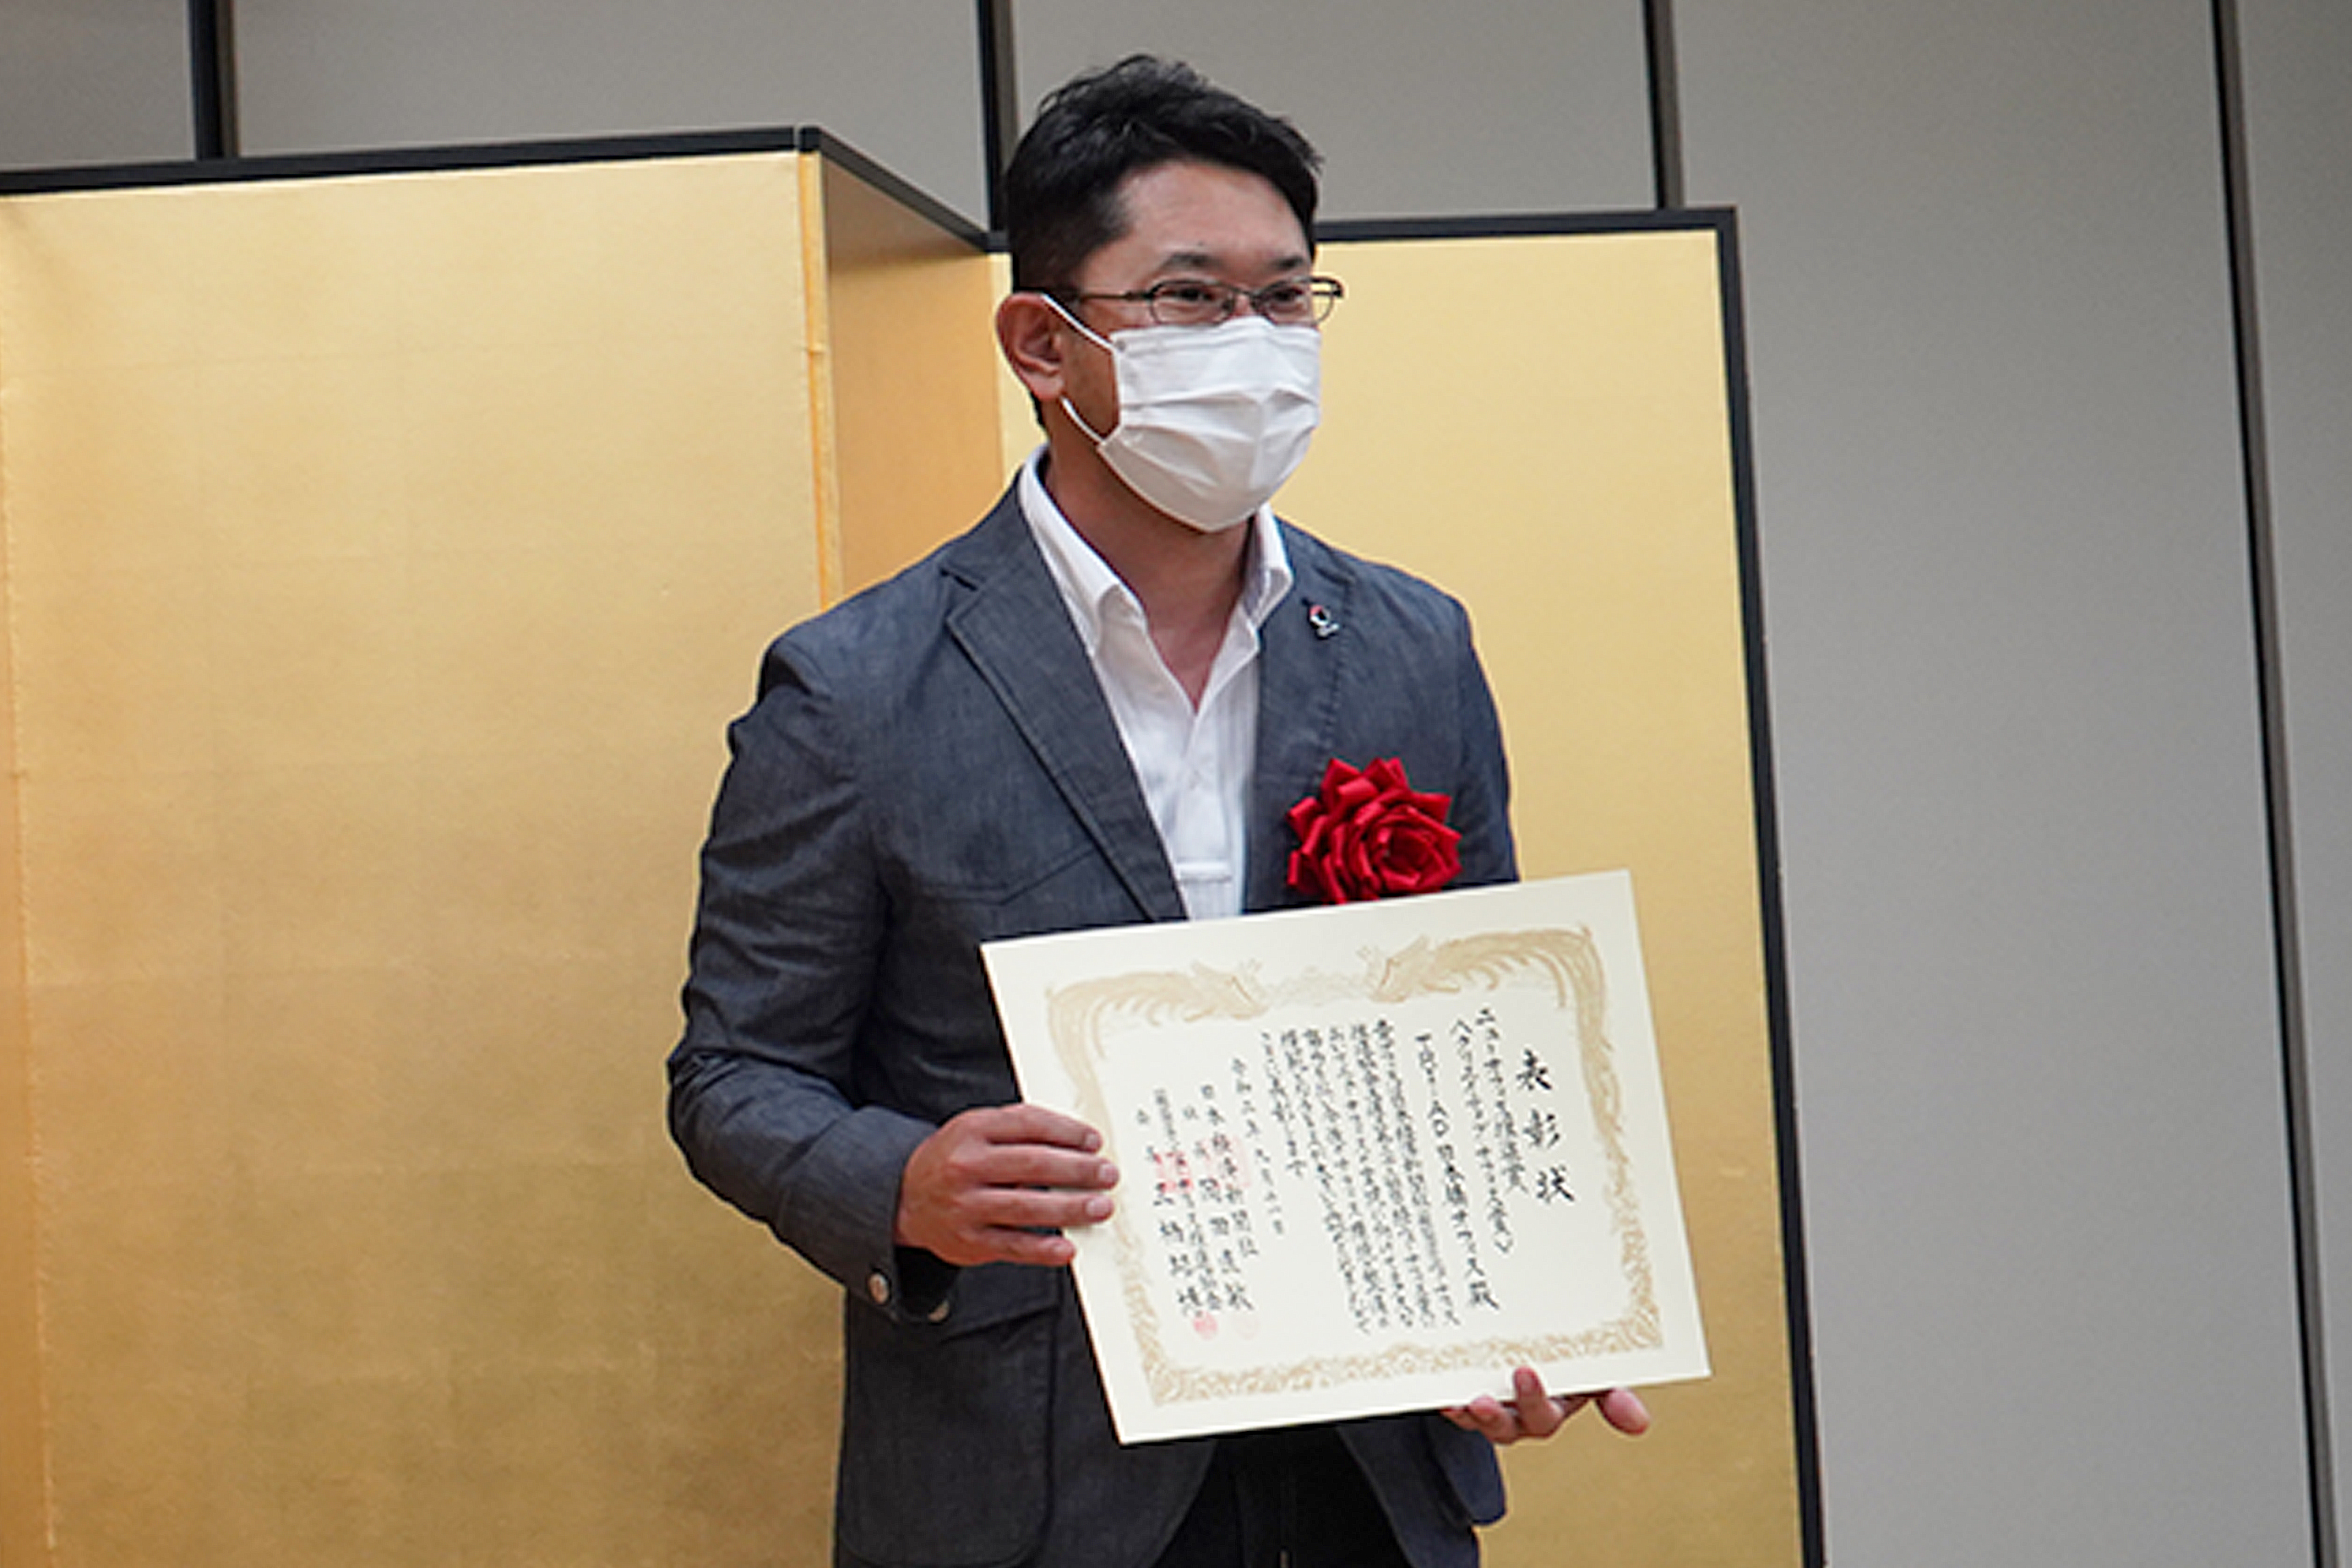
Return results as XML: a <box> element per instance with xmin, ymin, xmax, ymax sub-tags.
<box><xmin>1094</xmin><ymin>161</ymin><xmax>1312</xmax><ymax>273</ymax></box>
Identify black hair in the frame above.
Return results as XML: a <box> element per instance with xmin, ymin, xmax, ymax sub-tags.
<box><xmin>1002</xmin><ymin>55</ymin><xmax>1322</xmax><ymax>292</ymax></box>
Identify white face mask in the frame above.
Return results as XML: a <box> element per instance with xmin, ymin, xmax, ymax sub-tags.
<box><xmin>1048</xmin><ymin>299</ymin><xmax>1321</xmax><ymax>533</ymax></box>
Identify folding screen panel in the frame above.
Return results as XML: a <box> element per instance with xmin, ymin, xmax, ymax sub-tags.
<box><xmin>0</xmin><ymin>145</ymin><xmax>1000</xmax><ymax>1567</ymax></box>
<box><xmin>1280</xmin><ymin>220</ymin><xmax>1801</xmax><ymax>1568</ymax></box>
<box><xmin>2</xmin><ymin>152</ymin><xmax>1799</xmax><ymax>1567</ymax></box>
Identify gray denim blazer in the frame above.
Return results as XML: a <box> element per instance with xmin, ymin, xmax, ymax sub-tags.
<box><xmin>670</xmin><ymin>488</ymin><xmax>1517</xmax><ymax>1568</ymax></box>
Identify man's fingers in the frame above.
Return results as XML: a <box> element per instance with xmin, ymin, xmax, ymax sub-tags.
<box><xmin>958</xmin><ymin>1182</ymin><xmax>1115</xmax><ymax>1233</ymax></box>
<box><xmin>896</xmin><ymin>1105</ymin><xmax>1119</xmax><ymax>1265</ymax></box>
<box><xmin>945</xmin><ymin>1137</ymin><xmax>1119</xmax><ymax>1195</ymax></box>
<box><xmin>1594</xmin><ymin>1387</ymin><xmax>1652</xmax><ymax>1435</ymax></box>
<box><xmin>1511</xmin><ymin>1369</ymin><xmax>1566</xmax><ymax>1439</ymax></box>
<box><xmin>921</xmin><ymin>1188</ymin><xmax>1110</xmax><ymax>1268</ymax></box>
<box><xmin>1442</xmin><ymin>1375</ymin><xmax>1653</xmax><ymax>1446</ymax></box>
<box><xmin>1441</xmin><ymin>1396</ymin><xmax>1516</xmax><ymax>1442</ymax></box>
<box><xmin>935</xmin><ymin>1106</ymin><xmax>1119</xmax><ymax>1192</ymax></box>
<box><xmin>961</xmin><ymin>1102</ymin><xmax>1104</xmax><ymax>1152</ymax></box>
<box><xmin>974</xmin><ymin>1224</ymin><xmax>1081</xmax><ymax>1267</ymax></box>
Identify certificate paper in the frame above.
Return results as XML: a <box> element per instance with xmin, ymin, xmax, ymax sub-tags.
<box><xmin>982</xmin><ymin>872</ymin><xmax>1709</xmax><ymax>1444</ymax></box>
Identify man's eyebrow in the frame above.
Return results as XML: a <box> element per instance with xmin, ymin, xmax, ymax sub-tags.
<box><xmin>1152</xmin><ymin>247</ymin><xmax>1314</xmax><ymax>275</ymax></box>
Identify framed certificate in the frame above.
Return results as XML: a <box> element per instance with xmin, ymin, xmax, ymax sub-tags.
<box><xmin>984</xmin><ymin>872</ymin><xmax>1708</xmax><ymax>1444</ymax></box>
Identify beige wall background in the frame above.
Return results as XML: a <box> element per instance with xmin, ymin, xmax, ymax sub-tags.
<box><xmin>0</xmin><ymin>158</ymin><xmax>1790</xmax><ymax>1565</ymax></box>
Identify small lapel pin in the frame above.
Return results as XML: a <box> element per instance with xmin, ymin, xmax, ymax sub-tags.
<box><xmin>1306</xmin><ymin>602</ymin><xmax>1340</xmax><ymax>640</ymax></box>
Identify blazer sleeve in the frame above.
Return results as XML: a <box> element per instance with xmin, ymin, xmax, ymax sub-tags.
<box><xmin>666</xmin><ymin>638</ymin><xmax>939</xmax><ymax>1310</ymax></box>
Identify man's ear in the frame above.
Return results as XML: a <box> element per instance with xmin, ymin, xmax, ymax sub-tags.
<box><xmin>996</xmin><ymin>292</ymin><xmax>1071</xmax><ymax>404</ymax></box>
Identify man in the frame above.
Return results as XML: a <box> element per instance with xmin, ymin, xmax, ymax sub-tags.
<box><xmin>669</xmin><ymin>55</ymin><xmax>1647</xmax><ymax>1568</ymax></box>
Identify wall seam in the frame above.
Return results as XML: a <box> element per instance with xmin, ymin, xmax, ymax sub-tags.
<box><xmin>185</xmin><ymin>0</ymin><xmax>238</xmax><ymax>160</ymax></box>
<box><xmin>2212</xmin><ymin>3</ymin><xmax>2336</xmax><ymax>1564</ymax></box>
<box><xmin>1642</xmin><ymin>0</ymin><xmax>1685</xmax><ymax>210</ymax></box>
<box><xmin>975</xmin><ymin>0</ymin><xmax>1018</xmax><ymax>237</ymax></box>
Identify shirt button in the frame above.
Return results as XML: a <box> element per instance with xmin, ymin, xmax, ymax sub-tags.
<box><xmin>866</xmin><ymin>1271</ymin><xmax>892</xmax><ymax>1307</ymax></box>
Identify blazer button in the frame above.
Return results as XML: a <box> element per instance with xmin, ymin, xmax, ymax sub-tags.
<box><xmin>866</xmin><ymin>1270</ymin><xmax>891</xmax><ymax>1307</ymax></box>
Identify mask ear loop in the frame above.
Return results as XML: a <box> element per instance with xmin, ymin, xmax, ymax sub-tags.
<box><xmin>1037</xmin><ymin>291</ymin><xmax>1116</xmax><ymax>352</ymax></box>
<box><xmin>1036</xmin><ymin>292</ymin><xmax>1119</xmax><ymax>444</ymax></box>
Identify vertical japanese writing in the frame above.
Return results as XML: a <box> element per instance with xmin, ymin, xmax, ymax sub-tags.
<box><xmin>1228</xmin><ymin>1054</ymin><xmax>1287</xmax><ymax>1239</ymax></box>
<box><xmin>1250</xmin><ymin>1021</ymin><xmax>1471</xmax><ymax>1337</ymax></box>
<box><xmin>1518</xmin><ymin>1044</ymin><xmax>1575</xmax><ymax>1207</ymax></box>
<box><xmin>1130</xmin><ymin>1000</ymin><xmax>1576</xmax><ymax>1342</ymax></box>
<box><xmin>1375</xmin><ymin>1017</ymin><xmax>1454</xmax><ymax>1329</ymax></box>
<box><xmin>1137</xmin><ymin>1085</ymin><xmax>1260</xmax><ymax>1338</ymax></box>
<box><xmin>1424</xmin><ymin>1029</ymin><xmax>1497</xmax><ymax>1313</ymax></box>
<box><xmin>1452</xmin><ymin>1014</ymin><xmax>1512</xmax><ymax>1258</ymax></box>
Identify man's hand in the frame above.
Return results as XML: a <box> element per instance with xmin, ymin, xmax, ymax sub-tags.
<box><xmin>1443</xmin><ymin>1367</ymin><xmax>1652</xmax><ymax>1446</ymax></box>
<box><xmin>895</xmin><ymin>1104</ymin><xmax>1119</xmax><ymax>1267</ymax></box>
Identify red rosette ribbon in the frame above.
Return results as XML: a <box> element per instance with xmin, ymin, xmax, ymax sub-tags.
<box><xmin>1283</xmin><ymin>756</ymin><xmax>1462</xmax><ymax>905</ymax></box>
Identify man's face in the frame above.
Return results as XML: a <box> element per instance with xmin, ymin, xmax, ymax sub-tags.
<box><xmin>1056</xmin><ymin>159</ymin><xmax>1314</xmax><ymax>435</ymax></box>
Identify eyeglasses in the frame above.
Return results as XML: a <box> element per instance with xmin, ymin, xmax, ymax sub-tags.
<box><xmin>1052</xmin><ymin>275</ymin><xmax>1344</xmax><ymax>329</ymax></box>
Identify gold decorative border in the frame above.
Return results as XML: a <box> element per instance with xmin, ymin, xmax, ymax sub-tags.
<box><xmin>1043</xmin><ymin>928</ymin><xmax>1662</xmax><ymax>1407</ymax></box>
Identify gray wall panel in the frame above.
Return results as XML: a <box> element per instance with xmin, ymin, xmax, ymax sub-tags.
<box><xmin>1677</xmin><ymin>2</ymin><xmax>2309</xmax><ymax>1562</ymax></box>
<box><xmin>233</xmin><ymin>0</ymin><xmax>989</xmax><ymax>221</ymax></box>
<box><xmin>1010</xmin><ymin>0</ymin><xmax>1653</xmax><ymax>220</ymax></box>
<box><xmin>2242</xmin><ymin>0</ymin><xmax>2352</xmax><ymax>1541</ymax></box>
<box><xmin>0</xmin><ymin>0</ymin><xmax>190</xmax><ymax>170</ymax></box>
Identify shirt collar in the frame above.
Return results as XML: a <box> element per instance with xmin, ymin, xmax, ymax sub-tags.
<box><xmin>1016</xmin><ymin>447</ymin><xmax>1293</xmax><ymax>656</ymax></box>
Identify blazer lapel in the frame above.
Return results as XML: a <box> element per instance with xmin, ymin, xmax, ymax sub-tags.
<box><xmin>943</xmin><ymin>498</ymin><xmax>1187</xmax><ymax>923</ymax></box>
<box><xmin>1245</xmin><ymin>528</ymin><xmax>1353</xmax><ymax>912</ymax></box>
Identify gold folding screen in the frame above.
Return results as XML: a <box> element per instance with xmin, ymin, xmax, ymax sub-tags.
<box><xmin>1288</xmin><ymin>227</ymin><xmax>1799</xmax><ymax>1565</ymax></box>
<box><xmin>0</xmin><ymin>148</ymin><xmax>1003</xmax><ymax>1567</ymax></box>
<box><xmin>0</xmin><ymin>151</ymin><xmax>1799</xmax><ymax>1566</ymax></box>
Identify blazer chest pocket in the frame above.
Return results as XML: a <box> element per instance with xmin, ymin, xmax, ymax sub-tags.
<box><xmin>890</xmin><ymin>814</ymin><xmax>1138</xmax><ymax>948</ymax></box>
<box><xmin>903</xmin><ymin>818</ymin><xmax>1098</xmax><ymax>903</ymax></box>
<box><xmin>836</xmin><ymin>1264</ymin><xmax>1063</xmax><ymax>1565</ymax></box>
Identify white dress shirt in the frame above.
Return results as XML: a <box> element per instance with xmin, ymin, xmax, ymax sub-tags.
<box><xmin>1017</xmin><ymin>449</ymin><xmax>1293</xmax><ymax>921</ymax></box>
